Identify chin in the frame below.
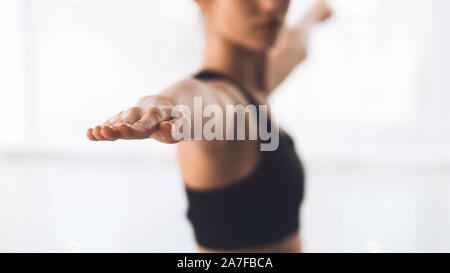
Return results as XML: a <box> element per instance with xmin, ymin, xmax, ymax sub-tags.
<box><xmin>247</xmin><ymin>37</ymin><xmax>279</xmax><ymax>52</ymax></box>
<box><xmin>228</xmin><ymin>31</ymin><xmax>280</xmax><ymax>53</ymax></box>
<box><xmin>252</xmin><ymin>30</ymin><xmax>282</xmax><ymax>51</ymax></box>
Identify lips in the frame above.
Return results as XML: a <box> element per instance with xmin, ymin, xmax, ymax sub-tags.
<box><xmin>255</xmin><ymin>19</ymin><xmax>282</xmax><ymax>31</ymax></box>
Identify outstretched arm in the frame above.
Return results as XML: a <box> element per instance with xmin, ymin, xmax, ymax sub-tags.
<box><xmin>86</xmin><ymin>78</ymin><xmax>242</xmax><ymax>145</ymax></box>
<box><xmin>267</xmin><ymin>0</ymin><xmax>332</xmax><ymax>92</ymax></box>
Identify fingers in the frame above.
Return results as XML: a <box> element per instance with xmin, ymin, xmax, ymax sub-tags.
<box><xmin>119</xmin><ymin>107</ymin><xmax>171</xmax><ymax>139</ymax></box>
<box><xmin>298</xmin><ymin>0</ymin><xmax>332</xmax><ymax>29</ymax></box>
<box><xmin>101</xmin><ymin>125</ymin><xmax>121</xmax><ymax>140</ymax></box>
<box><xmin>93</xmin><ymin>126</ymin><xmax>108</xmax><ymax>141</ymax></box>
<box><xmin>153</xmin><ymin>114</ymin><xmax>186</xmax><ymax>144</ymax></box>
<box><xmin>86</xmin><ymin>106</ymin><xmax>173</xmax><ymax>141</ymax></box>
<box><xmin>313</xmin><ymin>0</ymin><xmax>333</xmax><ymax>23</ymax></box>
<box><xmin>119</xmin><ymin>107</ymin><xmax>142</xmax><ymax>125</ymax></box>
<box><xmin>86</xmin><ymin>125</ymin><xmax>120</xmax><ymax>141</ymax></box>
<box><xmin>86</xmin><ymin>128</ymin><xmax>97</xmax><ymax>141</ymax></box>
<box><xmin>87</xmin><ymin>106</ymin><xmax>143</xmax><ymax>141</ymax></box>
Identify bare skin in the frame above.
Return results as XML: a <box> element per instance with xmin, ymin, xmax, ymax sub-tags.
<box><xmin>87</xmin><ymin>0</ymin><xmax>332</xmax><ymax>253</ymax></box>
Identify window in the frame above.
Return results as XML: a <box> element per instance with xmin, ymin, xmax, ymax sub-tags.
<box><xmin>1</xmin><ymin>0</ymin><xmax>447</xmax><ymax>159</ymax></box>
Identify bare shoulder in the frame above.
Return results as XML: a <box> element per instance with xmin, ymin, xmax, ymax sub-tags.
<box><xmin>165</xmin><ymin>77</ymin><xmax>248</xmax><ymax>107</ymax></box>
<box><xmin>175</xmin><ymin>79</ymin><xmax>261</xmax><ymax>191</ymax></box>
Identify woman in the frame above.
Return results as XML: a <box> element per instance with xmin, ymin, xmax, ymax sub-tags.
<box><xmin>87</xmin><ymin>0</ymin><xmax>332</xmax><ymax>253</ymax></box>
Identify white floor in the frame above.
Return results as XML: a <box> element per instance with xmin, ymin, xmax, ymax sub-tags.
<box><xmin>1</xmin><ymin>144</ymin><xmax>449</xmax><ymax>252</ymax></box>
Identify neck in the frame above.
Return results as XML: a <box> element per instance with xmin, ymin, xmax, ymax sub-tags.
<box><xmin>201</xmin><ymin>33</ymin><xmax>268</xmax><ymax>92</ymax></box>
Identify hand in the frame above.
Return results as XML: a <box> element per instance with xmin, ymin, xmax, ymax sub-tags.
<box><xmin>86</xmin><ymin>99</ymin><xmax>185</xmax><ymax>144</ymax></box>
<box><xmin>290</xmin><ymin>0</ymin><xmax>333</xmax><ymax>58</ymax></box>
<box><xmin>309</xmin><ymin>0</ymin><xmax>333</xmax><ymax>23</ymax></box>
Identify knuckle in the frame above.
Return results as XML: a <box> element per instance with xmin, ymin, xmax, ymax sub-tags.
<box><xmin>146</xmin><ymin>107</ymin><xmax>162</xmax><ymax>118</ymax></box>
<box><xmin>126</xmin><ymin>106</ymin><xmax>141</xmax><ymax>116</ymax></box>
<box><xmin>130</xmin><ymin>106</ymin><xmax>141</xmax><ymax>113</ymax></box>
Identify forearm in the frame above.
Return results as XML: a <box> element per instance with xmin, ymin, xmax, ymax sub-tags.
<box><xmin>267</xmin><ymin>0</ymin><xmax>332</xmax><ymax>92</ymax></box>
<box><xmin>267</xmin><ymin>27</ymin><xmax>309</xmax><ymax>92</ymax></box>
<box><xmin>136</xmin><ymin>78</ymin><xmax>229</xmax><ymax>111</ymax></box>
<box><xmin>87</xmin><ymin>77</ymin><xmax>236</xmax><ymax>143</ymax></box>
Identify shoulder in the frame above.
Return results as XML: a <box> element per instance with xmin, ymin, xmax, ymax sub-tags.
<box><xmin>181</xmin><ymin>76</ymin><xmax>251</xmax><ymax>107</ymax></box>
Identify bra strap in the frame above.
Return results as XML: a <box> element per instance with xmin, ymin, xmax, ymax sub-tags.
<box><xmin>193</xmin><ymin>70</ymin><xmax>260</xmax><ymax>107</ymax></box>
<box><xmin>193</xmin><ymin>70</ymin><xmax>272</xmax><ymax>139</ymax></box>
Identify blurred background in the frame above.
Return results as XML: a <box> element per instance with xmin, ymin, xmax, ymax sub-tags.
<box><xmin>1</xmin><ymin>0</ymin><xmax>449</xmax><ymax>252</ymax></box>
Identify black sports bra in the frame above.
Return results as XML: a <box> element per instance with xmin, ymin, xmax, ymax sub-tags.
<box><xmin>184</xmin><ymin>70</ymin><xmax>305</xmax><ymax>250</ymax></box>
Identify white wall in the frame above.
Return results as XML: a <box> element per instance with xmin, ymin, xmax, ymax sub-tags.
<box><xmin>1</xmin><ymin>0</ymin><xmax>449</xmax><ymax>252</ymax></box>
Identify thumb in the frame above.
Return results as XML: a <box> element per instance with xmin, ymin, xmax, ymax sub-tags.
<box><xmin>153</xmin><ymin>114</ymin><xmax>191</xmax><ymax>144</ymax></box>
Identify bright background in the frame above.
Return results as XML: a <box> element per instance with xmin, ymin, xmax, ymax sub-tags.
<box><xmin>1</xmin><ymin>0</ymin><xmax>449</xmax><ymax>252</ymax></box>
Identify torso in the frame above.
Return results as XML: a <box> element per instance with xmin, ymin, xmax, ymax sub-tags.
<box><xmin>177</xmin><ymin>139</ymin><xmax>303</xmax><ymax>253</ymax></box>
<box><xmin>177</xmin><ymin>71</ymin><xmax>305</xmax><ymax>253</ymax></box>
